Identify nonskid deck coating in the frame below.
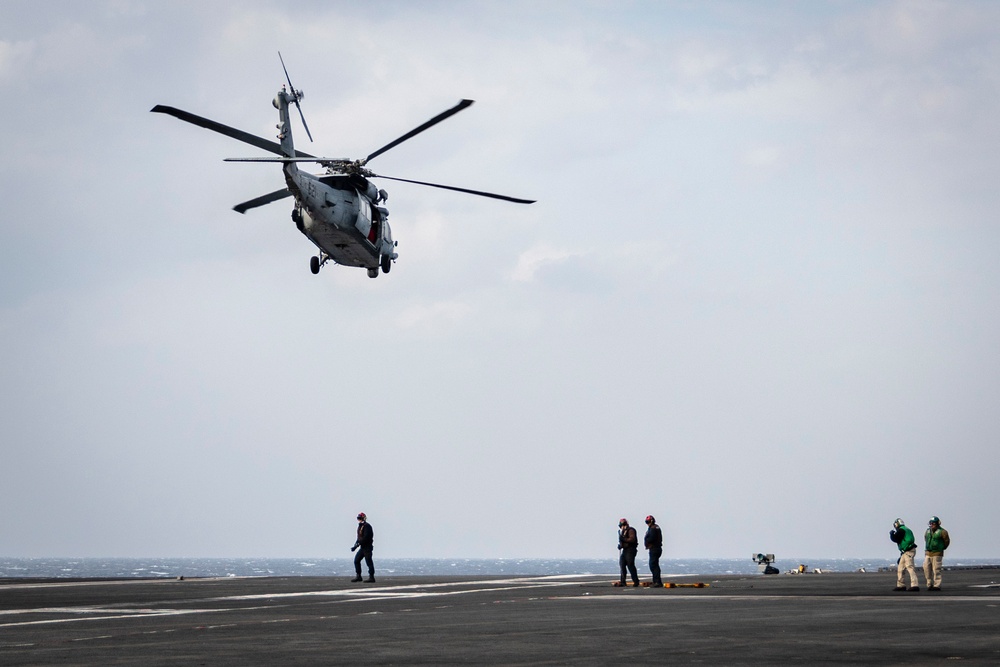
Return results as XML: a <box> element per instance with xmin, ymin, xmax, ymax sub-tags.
<box><xmin>2</xmin><ymin>569</ymin><xmax>999</xmax><ymax>664</ymax></box>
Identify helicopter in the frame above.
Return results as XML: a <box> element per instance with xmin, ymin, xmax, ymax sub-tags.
<box><xmin>151</xmin><ymin>54</ymin><xmax>534</xmax><ymax>278</ymax></box>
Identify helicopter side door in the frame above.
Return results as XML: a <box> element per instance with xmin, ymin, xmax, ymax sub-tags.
<box><xmin>356</xmin><ymin>196</ymin><xmax>376</xmax><ymax>244</ymax></box>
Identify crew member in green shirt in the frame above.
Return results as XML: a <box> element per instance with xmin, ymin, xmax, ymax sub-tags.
<box><xmin>923</xmin><ymin>516</ymin><xmax>950</xmax><ymax>591</ymax></box>
<box><xmin>890</xmin><ymin>518</ymin><xmax>919</xmax><ymax>591</ymax></box>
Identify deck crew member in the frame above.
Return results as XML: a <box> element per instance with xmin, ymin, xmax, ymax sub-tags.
<box><xmin>618</xmin><ymin>518</ymin><xmax>640</xmax><ymax>587</ymax></box>
<box><xmin>351</xmin><ymin>512</ymin><xmax>376</xmax><ymax>583</ymax></box>
<box><xmin>644</xmin><ymin>515</ymin><xmax>663</xmax><ymax>587</ymax></box>
<box><xmin>923</xmin><ymin>516</ymin><xmax>950</xmax><ymax>591</ymax></box>
<box><xmin>889</xmin><ymin>518</ymin><xmax>919</xmax><ymax>591</ymax></box>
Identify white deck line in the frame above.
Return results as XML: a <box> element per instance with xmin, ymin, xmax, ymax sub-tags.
<box><xmin>0</xmin><ymin>575</ymin><xmax>605</xmax><ymax>629</ymax></box>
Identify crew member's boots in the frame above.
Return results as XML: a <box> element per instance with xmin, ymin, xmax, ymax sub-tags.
<box><xmin>351</xmin><ymin>574</ymin><xmax>363</xmax><ymax>582</ymax></box>
<box><xmin>366</xmin><ymin>576</ymin><xmax>376</xmax><ymax>583</ymax></box>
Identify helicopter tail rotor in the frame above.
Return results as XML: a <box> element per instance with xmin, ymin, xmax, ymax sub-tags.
<box><xmin>278</xmin><ymin>51</ymin><xmax>313</xmax><ymax>142</ymax></box>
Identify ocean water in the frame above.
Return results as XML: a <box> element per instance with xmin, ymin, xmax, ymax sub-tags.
<box><xmin>5</xmin><ymin>556</ymin><xmax>997</xmax><ymax>579</ymax></box>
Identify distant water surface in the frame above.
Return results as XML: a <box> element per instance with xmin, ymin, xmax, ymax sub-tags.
<box><xmin>5</xmin><ymin>557</ymin><xmax>998</xmax><ymax>579</ymax></box>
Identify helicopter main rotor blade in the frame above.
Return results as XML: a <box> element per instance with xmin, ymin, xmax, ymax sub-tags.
<box><xmin>370</xmin><ymin>173</ymin><xmax>535</xmax><ymax>204</ymax></box>
<box><xmin>278</xmin><ymin>51</ymin><xmax>313</xmax><ymax>142</ymax></box>
<box><xmin>233</xmin><ymin>187</ymin><xmax>293</xmax><ymax>214</ymax></box>
<box><xmin>364</xmin><ymin>99</ymin><xmax>474</xmax><ymax>164</ymax></box>
<box><xmin>224</xmin><ymin>156</ymin><xmax>351</xmax><ymax>165</ymax></box>
<box><xmin>150</xmin><ymin>105</ymin><xmax>316</xmax><ymax>159</ymax></box>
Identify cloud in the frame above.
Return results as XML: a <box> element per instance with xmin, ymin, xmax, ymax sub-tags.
<box><xmin>394</xmin><ymin>299</ymin><xmax>475</xmax><ymax>333</ymax></box>
<box><xmin>742</xmin><ymin>144</ymin><xmax>784</xmax><ymax>168</ymax></box>
<box><xmin>509</xmin><ymin>243</ymin><xmax>586</xmax><ymax>283</ymax></box>
<box><xmin>0</xmin><ymin>38</ymin><xmax>34</xmax><ymax>82</ymax></box>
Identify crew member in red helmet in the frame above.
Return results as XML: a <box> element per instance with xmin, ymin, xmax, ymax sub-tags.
<box><xmin>644</xmin><ymin>515</ymin><xmax>663</xmax><ymax>587</ymax></box>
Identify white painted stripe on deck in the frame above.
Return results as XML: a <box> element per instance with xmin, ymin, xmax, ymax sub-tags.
<box><xmin>201</xmin><ymin>574</ymin><xmax>604</xmax><ymax>603</ymax></box>
<box><xmin>0</xmin><ymin>577</ymin><xmax>240</xmax><ymax>591</ymax></box>
<box><xmin>0</xmin><ymin>575</ymin><xmax>603</xmax><ymax>628</ymax></box>
<box><xmin>0</xmin><ymin>608</ymin><xmax>228</xmax><ymax>628</ymax></box>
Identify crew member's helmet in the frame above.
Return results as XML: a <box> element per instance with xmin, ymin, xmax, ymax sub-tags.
<box><xmin>357</xmin><ymin>512</ymin><xmax>367</xmax><ymax>521</ymax></box>
<box><xmin>893</xmin><ymin>518</ymin><xmax>903</xmax><ymax>529</ymax></box>
<box><xmin>645</xmin><ymin>515</ymin><xmax>655</xmax><ymax>524</ymax></box>
<box><xmin>929</xmin><ymin>516</ymin><xmax>940</xmax><ymax>525</ymax></box>
<box><xmin>619</xmin><ymin>518</ymin><xmax>628</xmax><ymax>527</ymax></box>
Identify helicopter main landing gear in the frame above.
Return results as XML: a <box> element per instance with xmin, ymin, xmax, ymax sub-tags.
<box><xmin>380</xmin><ymin>254</ymin><xmax>391</xmax><ymax>274</ymax></box>
<box><xmin>310</xmin><ymin>252</ymin><xmax>330</xmax><ymax>275</ymax></box>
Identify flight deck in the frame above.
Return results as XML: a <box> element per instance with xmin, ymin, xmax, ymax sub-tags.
<box><xmin>2</xmin><ymin>569</ymin><xmax>999</xmax><ymax>664</ymax></box>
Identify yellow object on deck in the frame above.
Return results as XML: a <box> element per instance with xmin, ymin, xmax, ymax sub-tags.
<box><xmin>613</xmin><ymin>581</ymin><xmax>709</xmax><ymax>588</ymax></box>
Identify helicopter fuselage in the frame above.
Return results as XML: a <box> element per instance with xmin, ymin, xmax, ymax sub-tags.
<box><xmin>286</xmin><ymin>168</ymin><xmax>395</xmax><ymax>274</ymax></box>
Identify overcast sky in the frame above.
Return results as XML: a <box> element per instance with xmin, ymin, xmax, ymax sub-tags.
<box><xmin>2</xmin><ymin>1</ymin><xmax>998</xmax><ymax>562</ymax></box>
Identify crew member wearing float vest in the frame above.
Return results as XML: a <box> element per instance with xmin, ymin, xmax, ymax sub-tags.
<box><xmin>618</xmin><ymin>518</ymin><xmax>640</xmax><ymax>587</ymax></box>
<box><xmin>889</xmin><ymin>518</ymin><xmax>919</xmax><ymax>591</ymax></box>
<box><xmin>644</xmin><ymin>515</ymin><xmax>663</xmax><ymax>587</ymax></box>
<box><xmin>923</xmin><ymin>516</ymin><xmax>950</xmax><ymax>591</ymax></box>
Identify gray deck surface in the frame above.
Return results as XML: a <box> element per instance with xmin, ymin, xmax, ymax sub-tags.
<box><xmin>2</xmin><ymin>569</ymin><xmax>999</xmax><ymax>665</ymax></box>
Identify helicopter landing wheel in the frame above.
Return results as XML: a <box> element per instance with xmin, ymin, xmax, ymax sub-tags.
<box><xmin>380</xmin><ymin>254</ymin><xmax>391</xmax><ymax>274</ymax></box>
<box><xmin>367</xmin><ymin>267</ymin><xmax>379</xmax><ymax>279</ymax></box>
<box><xmin>310</xmin><ymin>256</ymin><xmax>320</xmax><ymax>275</ymax></box>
